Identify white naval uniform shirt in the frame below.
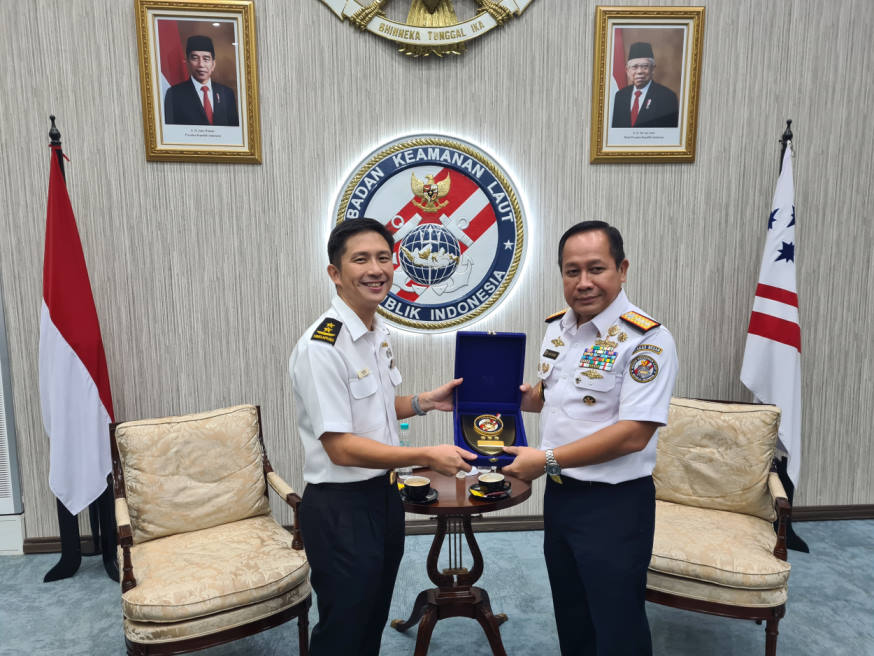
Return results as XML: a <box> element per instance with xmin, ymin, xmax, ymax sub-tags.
<box><xmin>537</xmin><ymin>290</ymin><xmax>678</xmax><ymax>484</ymax></box>
<box><xmin>290</xmin><ymin>297</ymin><xmax>403</xmax><ymax>484</ymax></box>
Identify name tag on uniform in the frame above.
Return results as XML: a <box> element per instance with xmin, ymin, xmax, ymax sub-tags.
<box><xmin>357</xmin><ymin>368</ymin><xmax>370</xmax><ymax>379</ymax></box>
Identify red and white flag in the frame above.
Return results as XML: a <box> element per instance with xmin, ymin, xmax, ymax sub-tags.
<box><xmin>741</xmin><ymin>144</ymin><xmax>801</xmax><ymax>485</ymax></box>
<box><xmin>609</xmin><ymin>28</ymin><xmax>626</xmax><ymax>119</ymax></box>
<box><xmin>157</xmin><ymin>19</ymin><xmax>187</xmax><ymax>98</ymax></box>
<box><xmin>39</xmin><ymin>147</ymin><xmax>114</xmax><ymax>516</ymax></box>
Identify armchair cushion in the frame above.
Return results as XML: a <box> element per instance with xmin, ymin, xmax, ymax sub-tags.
<box><xmin>124</xmin><ymin>583</ymin><xmax>311</xmax><ymax>644</ymax></box>
<box><xmin>650</xmin><ymin>500</ymin><xmax>791</xmax><ymax>592</ymax></box>
<box><xmin>653</xmin><ymin>398</ymin><xmax>780</xmax><ymax>521</ymax></box>
<box><xmin>115</xmin><ymin>405</ymin><xmax>270</xmax><ymax>544</ymax></box>
<box><xmin>122</xmin><ymin>515</ymin><xmax>309</xmax><ymax>623</ymax></box>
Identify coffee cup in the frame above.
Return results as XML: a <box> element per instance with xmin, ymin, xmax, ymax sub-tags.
<box><xmin>478</xmin><ymin>472</ymin><xmax>505</xmax><ymax>493</ymax></box>
<box><xmin>404</xmin><ymin>476</ymin><xmax>431</xmax><ymax>501</ymax></box>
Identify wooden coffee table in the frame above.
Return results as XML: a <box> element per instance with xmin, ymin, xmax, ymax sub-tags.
<box><xmin>391</xmin><ymin>468</ymin><xmax>531</xmax><ymax>656</ymax></box>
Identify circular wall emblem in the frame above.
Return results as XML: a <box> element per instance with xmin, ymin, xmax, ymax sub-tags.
<box><xmin>334</xmin><ymin>135</ymin><xmax>526</xmax><ymax>332</ymax></box>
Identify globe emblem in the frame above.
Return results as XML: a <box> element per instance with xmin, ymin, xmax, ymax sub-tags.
<box><xmin>399</xmin><ymin>223</ymin><xmax>461</xmax><ymax>286</ymax></box>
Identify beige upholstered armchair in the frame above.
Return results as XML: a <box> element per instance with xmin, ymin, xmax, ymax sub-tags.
<box><xmin>109</xmin><ymin>404</ymin><xmax>311</xmax><ymax>655</ymax></box>
<box><xmin>647</xmin><ymin>398</ymin><xmax>791</xmax><ymax>656</ymax></box>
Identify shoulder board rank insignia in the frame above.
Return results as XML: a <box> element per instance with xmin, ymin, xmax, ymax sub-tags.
<box><xmin>311</xmin><ymin>318</ymin><xmax>343</xmax><ymax>345</ymax></box>
<box><xmin>545</xmin><ymin>309</ymin><xmax>565</xmax><ymax>324</ymax></box>
<box><xmin>620</xmin><ymin>311</ymin><xmax>660</xmax><ymax>333</ymax></box>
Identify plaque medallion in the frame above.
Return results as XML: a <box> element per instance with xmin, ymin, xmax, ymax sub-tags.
<box><xmin>318</xmin><ymin>0</ymin><xmax>535</xmax><ymax>57</ymax></box>
<box><xmin>334</xmin><ymin>135</ymin><xmax>526</xmax><ymax>332</ymax></box>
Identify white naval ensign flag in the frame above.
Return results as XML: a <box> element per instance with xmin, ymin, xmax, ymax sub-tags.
<box><xmin>39</xmin><ymin>146</ymin><xmax>115</xmax><ymax>516</ymax></box>
<box><xmin>741</xmin><ymin>144</ymin><xmax>802</xmax><ymax>486</ymax></box>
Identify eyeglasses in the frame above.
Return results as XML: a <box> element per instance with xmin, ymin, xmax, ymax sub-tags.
<box><xmin>627</xmin><ymin>63</ymin><xmax>653</xmax><ymax>71</ymax></box>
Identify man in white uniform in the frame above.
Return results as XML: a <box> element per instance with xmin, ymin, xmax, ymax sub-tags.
<box><xmin>289</xmin><ymin>218</ymin><xmax>474</xmax><ymax>655</ymax></box>
<box><xmin>503</xmin><ymin>220</ymin><xmax>678</xmax><ymax>655</ymax></box>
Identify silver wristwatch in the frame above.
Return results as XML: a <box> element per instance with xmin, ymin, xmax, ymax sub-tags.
<box><xmin>545</xmin><ymin>449</ymin><xmax>562</xmax><ymax>483</ymax></box>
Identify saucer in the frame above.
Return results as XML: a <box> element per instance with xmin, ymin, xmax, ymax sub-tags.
<box><xmin>400</xmin><ymin>488</ymin><xmax>438</xmax><ymax>504</ymax></box>
<box><xmin>469</xmin><ymin>481</ymin><xmax>511</xmax><ymax>500</ymax></box>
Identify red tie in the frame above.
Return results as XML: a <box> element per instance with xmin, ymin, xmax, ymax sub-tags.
<box><xmin>630</xmin><ymin>90</ymin><xmax>642</xmax><ymax>127</ymax></box>
<box><xmin>201</xmin><ymin>86</ymin><xmax>214</xmax><ymax>124</ymax></box>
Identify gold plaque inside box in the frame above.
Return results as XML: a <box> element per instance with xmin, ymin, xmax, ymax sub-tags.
<box><xmin>461</xmin><ymin>414</ymin><xmax>516</xmax><ymax>455</ymax></box>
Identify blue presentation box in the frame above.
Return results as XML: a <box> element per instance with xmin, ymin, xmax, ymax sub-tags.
<box><xmin>453</xmin><ymin>331</ymin><xmax>528</xmax><ymax>468</ymax></box>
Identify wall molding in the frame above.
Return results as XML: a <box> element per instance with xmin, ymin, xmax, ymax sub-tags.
<box><xmin>23</xmin><ymin>505</ymin><xmax>874</xmax><ymax>552</ymax></box>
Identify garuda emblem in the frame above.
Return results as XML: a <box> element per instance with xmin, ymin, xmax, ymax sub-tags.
<box><xmin>411</xmin><ymin>172</ymin><xmax>451</xmax><ymax>212</ymax></box>
<box><xmin>319</xmin><ymin>0</ymin><xmax>535</xmax><ymax>57</ymax></box>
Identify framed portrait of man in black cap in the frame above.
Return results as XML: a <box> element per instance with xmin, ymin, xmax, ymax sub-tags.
<box><xmin>135</xmin><ymin>0</ymin><xmax>262</xmax><ymax>163</ymax></box>
<box><xmin>590</xmin><ymin>7</ymin><xmax>705</xmax><ymax>163</ymax></box>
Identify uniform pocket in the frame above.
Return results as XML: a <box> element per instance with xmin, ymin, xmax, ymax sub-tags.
<box><xmin>348</xmin><ymin>375</ymin><xmax>382</xmax><ymax>433</ymax></box>
<box><xmin>388</xmin><ymin>366</ymin><xmax>403</xmax><ymax>387</ymax></box>
<box><xmin>563</xmin><ymin>372</ymin><xmax>617</xmax><ymax>420</ymax></box>
<box><xmin>349</xmin><ymin>375</ymin><xmax>379</xmax><ymax>399</ymax></box>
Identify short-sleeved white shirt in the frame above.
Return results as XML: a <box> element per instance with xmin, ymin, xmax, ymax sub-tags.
<box><xmin>537</xmin><ymin>290</ymin><xmax>678</xmax><ymax>483</ymax></box>
<box><xmin>289</xmin><ymin>297</ymin><xmax>403</xmax><ymax>483</ymax></box>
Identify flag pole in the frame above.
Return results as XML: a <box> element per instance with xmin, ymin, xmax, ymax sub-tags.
<box><xmin>779</xmin><ymin>119</ymin><xmax>792</xmax><ymax>173</ymax></box>
<box><xmin>42</xmin><ymin>116</ymin><xmax>119</xmax><ymax>583</ymax></box>
<box><xmin>771</xmin><ymin>117</ymin><xmax>810</xmax><ymax>554</ymax></box>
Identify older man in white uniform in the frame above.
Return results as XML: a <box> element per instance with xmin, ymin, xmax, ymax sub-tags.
<box><xmin>290</xmin><ymin>218</ymin><xmax>474</xmax><ymax>655</ymax></box>
<box><xmin>504</xmin><ymin>220</ymin><xmax>678</xmax><ymax>655</ymax></box>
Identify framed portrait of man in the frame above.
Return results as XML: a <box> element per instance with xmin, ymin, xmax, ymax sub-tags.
<box><xmin>590</xmin><ymin>6</ymin><xmax>705</xmax><ymax>163</ymax></box>
<box><xmin>135</xmin><ymin>0</ymin><xmax>261</xmax><ymax>163</ymax></box>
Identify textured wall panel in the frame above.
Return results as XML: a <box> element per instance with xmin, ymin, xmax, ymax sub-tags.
<box><xmin>1</xmin><ymin>0</ymin><xmax>872</xmax><ymax>538</ymax></box>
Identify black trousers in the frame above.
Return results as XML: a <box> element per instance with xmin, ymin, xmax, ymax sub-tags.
<box><xmin>543</xmin><ymin>475</ymin><xmax>655</xmax><ymax>656</ymax></box>
<box><xmin>299</xmin><ymin>473</ymin><xmax>405</xmax><ymax>656</ymax></box>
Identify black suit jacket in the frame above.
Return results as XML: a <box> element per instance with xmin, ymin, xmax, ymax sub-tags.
<box><xmin>611</xmin><ymin>81</ymin><xmax>679</xmax><ymax>128</ymax></box>
<box><xmin>164</xmin><ymin>79</ymin><xmax>239</xmax><ymax>127</ymax></box>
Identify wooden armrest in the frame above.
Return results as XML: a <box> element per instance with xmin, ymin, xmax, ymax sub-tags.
<box><xmin>114</xmin><ymin>496</ymin><xmax>137</xmax><ymax>592</ymax></box>
<box><xmin>768</xmin><ymin>471</ymin><xmax>788</xmax><ymax>502</ymax></box>
<box><xmin>768</xmin><ymin>472</ymin><xmax>791</xmax><ymax>561</ymax></box>
<box><xmin>115</xmin><ymin>497</ymin><xmax>132</xmax><ymax>541</ymax></box>
<box><xmin>266</xmin><ymin>471</ymin><xmax>304</xmax><ymax>550</ymax></box>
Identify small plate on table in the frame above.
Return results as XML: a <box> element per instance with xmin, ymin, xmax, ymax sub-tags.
<box><xmin>469</xmin><ymin>481</ymin><xmax>511</xmax><ymax>501</ymax></box>
<box><xmin>399</xmin><ymin>487</ymin><xmax>439</xmax><ymax>504</ymax></box>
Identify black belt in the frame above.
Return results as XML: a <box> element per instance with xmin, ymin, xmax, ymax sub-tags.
<box><xmin>550</xmin><ymin>474</ymin><xmax>651</xmax><ymax>488</ymax></box>
<box><xmin>307</xmin><ymin>472</ymin><xmax>392</xmax><ymax>491</ymax></box>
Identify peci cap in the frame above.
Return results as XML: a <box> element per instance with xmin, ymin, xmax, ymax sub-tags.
<box><xmin>628</xmin><ymin>42</ymin><xmax>654</xmax><ymax>60</ymax></box>
<box><xmin>186</xmin><ymin>35</ymin><xmax>215</xmax><ymax>57</ymax></box>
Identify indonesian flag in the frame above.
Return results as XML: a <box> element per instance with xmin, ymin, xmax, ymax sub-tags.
<box><xmin>157</xmin><ymin>20</ymin><xmax>187</xmax><ymax>99</ymax></box>
<box><xmin>741</xmin><ymin>144</ymin><xmax>801</xmax><ymax>485</ymax></box>
<box><xmin>609</xmin><ymin>28</ymin><xmax>626</xmax><ymax>119</ymax></box>
<box><xmin>39</xmin><ymin>146</ymin><xmax>114</xmax><ymax>516</ymax></box>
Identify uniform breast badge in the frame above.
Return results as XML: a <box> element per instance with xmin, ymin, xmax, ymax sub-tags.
<box><xmin>580</xmin><ymin>344</ymin><xmax>618</xmax><ymax>372</ymax></box>
<box><xmin>551</xmin><ymin>336</ymin><xmax>565</xmax><ymax>347</ymax></box>
<box><xmin>318</xmin><ymin>0</ymin><xmax>536</xmax><ymax>57</ymax></box>
<box><xmin>629</xmin><ymin>354</ymin><xmax>659</xmax><ymax>383</ymax></box>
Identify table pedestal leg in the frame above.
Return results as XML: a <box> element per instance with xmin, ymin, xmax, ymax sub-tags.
<box><xmin>392</xmin><ymin>515</ymin><xmax>509</xmax><ymax>656</ymax></box>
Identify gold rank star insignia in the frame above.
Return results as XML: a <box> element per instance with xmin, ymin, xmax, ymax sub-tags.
<box><xmin>551</xmin><ymin>336</ymin><xmax>565</xmax><ymax>347</ymax></box>
<box><xmin>311</xmin><ymin>318</ymin><xmax>343</xmax><ymax>345</ymax></box>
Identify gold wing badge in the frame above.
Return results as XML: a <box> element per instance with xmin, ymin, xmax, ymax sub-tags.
<box><xmin>411</xmin><ymin>172</ymin><xmax>451</xmax><ymax>213</ymax></box>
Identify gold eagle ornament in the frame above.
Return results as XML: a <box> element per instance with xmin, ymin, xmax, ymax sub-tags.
<box><xmin>411</xmin><ymin>172</ymin><xmax>451</xmax><ymax>212</ymax></box>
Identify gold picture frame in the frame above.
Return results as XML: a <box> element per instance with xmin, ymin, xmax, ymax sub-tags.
<box><xmin>590</xmin><ymin>6</ymin><xmax>704</xmax><ymax>163</ymax></box>
<box><xmin>135</xmin><ymin>0</ymin><xmax>261</xmax><ymax>163</ymax></box>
